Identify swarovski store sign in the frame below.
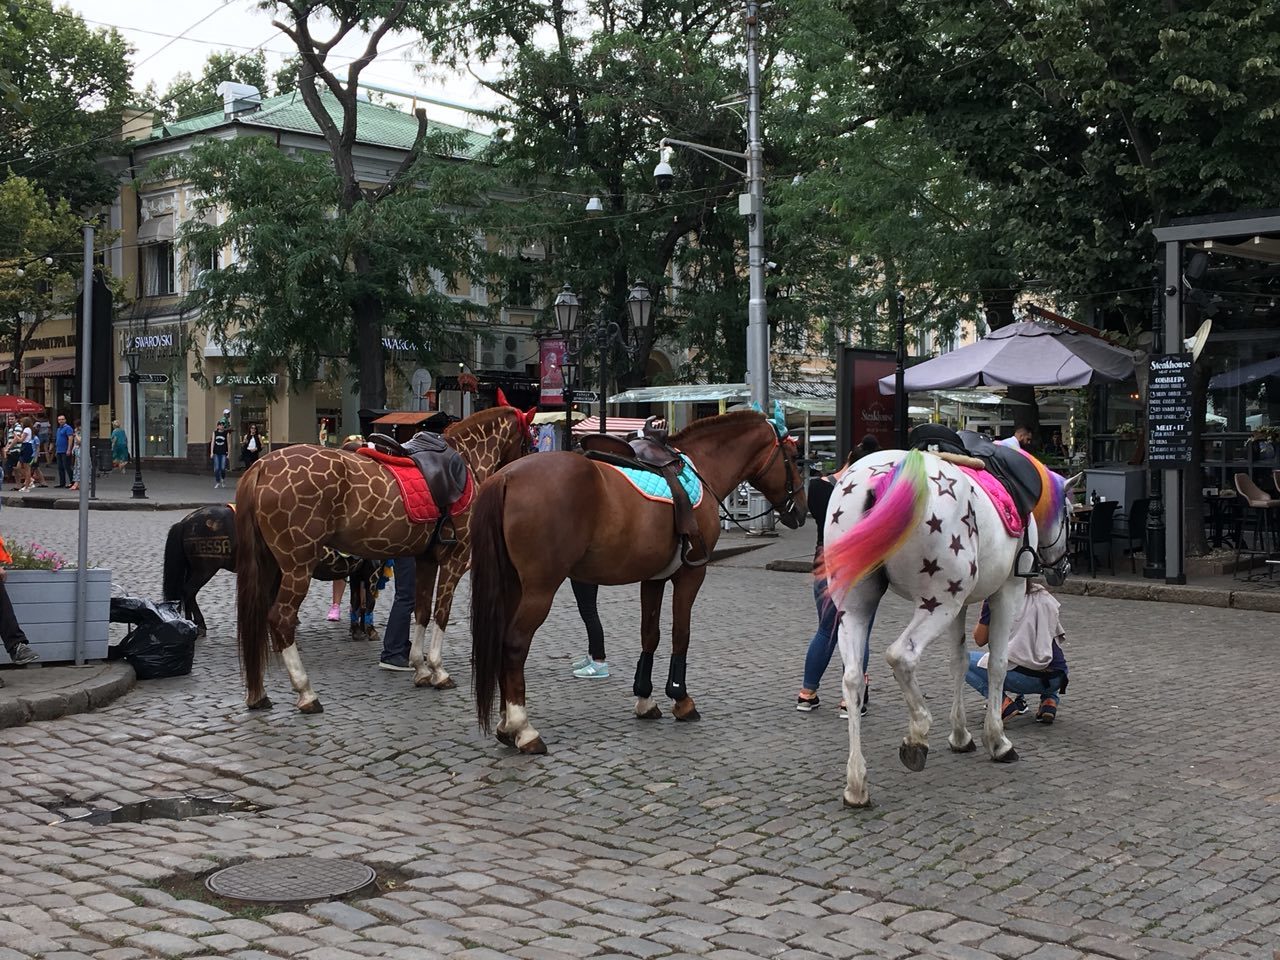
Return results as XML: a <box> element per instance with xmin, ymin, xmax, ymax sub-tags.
<box><xmin>119</xmin><ymin>322</ymin><xmax>188</xmax><ymax>358</ymax></box>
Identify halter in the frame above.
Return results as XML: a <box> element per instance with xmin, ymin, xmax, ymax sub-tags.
<box><xmin>694</xmin><ymin>428</ymin><xmax>800</xmax><ymax>527</ymax></box>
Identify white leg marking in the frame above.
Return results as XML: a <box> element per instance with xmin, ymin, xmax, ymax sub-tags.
<box><xmin>635</xmin><ymin>696</ymin><xmax>659</xmax><ymax>717</ymax></box>
<box><xmin>427</xmin><ymin>621</ymin><xmax>450</xmax><ymax>685</ymax></box>
<box><xmin>410</xmin><ymin>620</ymin><xmax>429</xmax><ymax>683</ymax></box>
<box><xmin>503</xmin><ymin>704</ymin><xmax>541</xmax><ymax>749</ymax></box>
<box><xmin>280</xmin><ymin>645</ymin><xmax>317</xmax><ymax>707</ymax></box>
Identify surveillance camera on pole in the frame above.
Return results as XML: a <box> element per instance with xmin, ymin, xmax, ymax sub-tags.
<box><xmin>653</xmin><ymin>158</ymin><xmax>674</xmax><ymax>191</ymax></box>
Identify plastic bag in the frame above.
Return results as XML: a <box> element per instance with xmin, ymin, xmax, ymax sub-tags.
<box><xmin>109</xmin><ymin>596</ymin><xmax>197</xmax><ymax>680</ymax></box>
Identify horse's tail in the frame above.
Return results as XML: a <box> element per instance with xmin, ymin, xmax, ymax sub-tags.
<box><xmin>235</xmin><ymin>465</ymin><xmax>278</xmax><ymax>695</ymax></box>
<box><xmin>161</xmin><ymin>519</ymin><xmax>188</xmax><ymax>603</ymax></box>
<box><xmin>820</xmin><ymin>449</ymin><xmax>929</xmax><ymax>597</ymax></box>
<box><xmin>470</xmin><ymin>473</ymin><xmax>516</xmax><ymax>734</ymax></box>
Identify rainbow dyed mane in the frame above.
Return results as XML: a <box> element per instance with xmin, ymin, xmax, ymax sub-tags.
<box><xmin>820</xmin><ymin>450</ymin><xmax>929</xmax><ymax>598</ymax></box>
<box><xmin>1020</xmin><ymin>451</ymin><xmax>1067</xmax><ymax>529</ymax></box>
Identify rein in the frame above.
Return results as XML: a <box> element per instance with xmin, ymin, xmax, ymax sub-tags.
<box><xmin>687</xmin><ymin>431</ymin><xmax>799</xmax><ymax>529</ymax></box>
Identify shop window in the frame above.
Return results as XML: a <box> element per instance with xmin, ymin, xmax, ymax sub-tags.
<box><xmin>142</xmin><ymin>242</ymin><xmax>176</xmax><ymax>297</ymax></box>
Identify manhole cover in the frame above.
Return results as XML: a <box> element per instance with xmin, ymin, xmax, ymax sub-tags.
<box><xmin>206</xmin><ymin>857</ymin><xmax>375</xmax><ymax>903</ymax></box>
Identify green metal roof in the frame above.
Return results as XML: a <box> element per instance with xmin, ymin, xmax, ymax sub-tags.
<box><xmin>152</xmin><ymin>90</ymin><xmax>489</xmax><ymax>160</ymax></box>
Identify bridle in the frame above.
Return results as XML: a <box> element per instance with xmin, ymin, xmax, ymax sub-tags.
<box><xmin>694</xmin><ymin>428</ymin><xmax>801</xmax><ymax>527</ymax></box>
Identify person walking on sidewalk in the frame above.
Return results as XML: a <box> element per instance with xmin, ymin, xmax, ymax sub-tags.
<box><xmin>54</xmin><ymin>414</ymin><xmax>74</xmax><ymax>488</ymax></box>
<box><xmin>110</xmin><ymin>420</ymin><xmax>129</xmax><ymax>472</ymax></box>
<box><xmin>211</xmin><ymin>419</ymin><xmax>230</xmax><ymax>489</ymax></box>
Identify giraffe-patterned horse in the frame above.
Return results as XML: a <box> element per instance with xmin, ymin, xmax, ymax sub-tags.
<box><xmin>236</xmin><ymin>405</ymin><xmax>532</xmax><ymax>713</ymax></box>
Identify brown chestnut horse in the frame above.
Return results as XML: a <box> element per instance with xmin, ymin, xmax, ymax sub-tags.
<box><xmin>469</xmin><ymin>410</ymin><xmax>806</xmax><ymax>753</ymax></box>
<box><xmin>236</xmin><ymin>404</ymin><xmax>532</xmax><ymax>713</ymax></box>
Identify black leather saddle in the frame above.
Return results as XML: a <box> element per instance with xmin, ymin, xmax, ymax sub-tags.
<box><xmin>579</xmin><ymin>418</ymin><xmax>708</xmax><ymax>567</ymax></box>
<box><xmin>366</xmin><ymin>430</ymin><xmax>470</xmax><ymax>513</ymax></box>
<box><xmin>907</xmin><ymin>423</ymin><xmax>1043</xmax><ymax>520</ymax></box>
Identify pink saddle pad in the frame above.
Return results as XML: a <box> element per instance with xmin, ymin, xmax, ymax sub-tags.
<box><xmin>959</xmin><ymin>465</ymin><xmax>1023</xmax><ymax>536</ymax></box>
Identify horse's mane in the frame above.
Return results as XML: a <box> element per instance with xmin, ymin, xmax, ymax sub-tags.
<box><xmin>1028</xmin><ymin>456</ymin><xmax>1067</xmax><ymax>529</ymax></box>
<box><xmin>444</xmin><ymin>405</ymin><xmax>512</xmax><ymax>439</ymax></box>
<box><xmin>670</xmin><ymin>409</ymin><xmax>764</xmax><ymax>444</ymax></box>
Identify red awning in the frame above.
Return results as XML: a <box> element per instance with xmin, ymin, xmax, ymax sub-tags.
<box><xmin>24</xmin><ymin>357</ymin><xmax>76</xmax><ymax>377</ymax></box>
<box><xmin>571</xmin><ymin>416</ymin><xmax>650</xmax><ymax>438</ymax></box>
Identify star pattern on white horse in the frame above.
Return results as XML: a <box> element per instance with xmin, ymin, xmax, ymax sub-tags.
<box><xmin>949</xmin><ymin>534</ymin><xmax>965</xmax><ymax>555</ymax></box>
<box><xmin>926</xmin><ymin>513</ymin><xmax>943</xmax><ymax>534</ymax></box>
<box><xmin>962</xmin><ymin>503</ymin><xmax>978</xmax><ymax>537</ymax></box>
<box><xmin>930</xmin><ymin>471</ymin><xmax>958</xmax><ymax>499</ymax></box>
<box><xmin>831</xmin><ymin>506</ymin><xmax>844</xmax><ymax>524</ymax></box>
<box><xmin>946</xmin><ymin>578</ymin><xmax>964</xmax><ymax>596</ymax></box>
<box><xmin>920</xmin><ymin>556</ymin><xmax>940</xmax><ymax>576</ymax></box>
<box><xmin>919</xmin><ymin>595</ymin><xmax>941</xmax><ymax>613</ymax></box>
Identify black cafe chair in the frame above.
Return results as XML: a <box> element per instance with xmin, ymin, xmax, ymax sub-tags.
<box><xmin>1069</xmin><ymin>500</ymin><xmax>1118</xmax><ymax>577</ymax></box>
<box><xmin>1112</xmin><ymin>497</ymin><xmax>1148</xmax><ymax>574</ymax></box>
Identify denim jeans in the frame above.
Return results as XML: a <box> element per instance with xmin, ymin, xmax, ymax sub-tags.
<box><xmin>804</xmin><ymin>577</ymin><xmax>872</xmax><ymax>692</ymax></box>
<box><xmin>212</xmin><ymin>454</ymin><xmax>228</xmax><ymax>483</ymax></box>
<box><xmin>381</xmin><ymin>556</ymin><xmax>416</xmax><ymax>663</ymax></box>
<box><xmin>965</xmin><ymin>650</ymin><xmax>1063</xmax><ymax>704</ymax></box>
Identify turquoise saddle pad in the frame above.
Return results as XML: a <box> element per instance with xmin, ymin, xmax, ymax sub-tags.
<box><xmin>604</xmin><ymin>454</ymin><xmax>703</xmax><ymax>507</ymax></box>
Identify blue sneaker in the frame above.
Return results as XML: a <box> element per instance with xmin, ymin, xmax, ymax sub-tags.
<box><xmin>570</xmin><ymin>654</ymin><xmax>593</xmax><ymax>671</ymax></box>
<box><xmin>572</xmin><ymin>660</ymin><xmax>609</xmax><ymax>679</ymax></box>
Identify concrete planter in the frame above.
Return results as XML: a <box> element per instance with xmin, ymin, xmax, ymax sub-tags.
<box><xmin>6</xmin><ymin>569</ymin><xmax>111</xmax><ymax>663</ymax></box>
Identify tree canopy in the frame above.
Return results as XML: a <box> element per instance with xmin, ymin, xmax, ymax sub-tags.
<box><xmin>0</xmin><ymin>0</ymin><xmax>132</xmax><ymax>210</ymax></box>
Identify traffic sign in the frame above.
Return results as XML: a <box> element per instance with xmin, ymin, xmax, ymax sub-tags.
<box><xmin>573</xmin><ymin>391</ymin><xmax>598</xmax><ymax>403</ymax></box>
<box><xmin>117</xmin><ymin>373</ymin><xmax>169</xmax><ymax>384</ymax></box>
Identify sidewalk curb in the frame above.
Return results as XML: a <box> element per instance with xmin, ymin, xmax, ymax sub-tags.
<box><xmin>2</xmin><ymin>495</ymin><xmax>217</xmax><ymax>512</ymax></box>
<box><xmin>764</xmin><ymin>558</ymin><xmax>1280</xmax><ymax>612</ymax></box>
<box><xmin>0</xmin><ymin>662</ymin><xmax>135</xmax><ymax>729</ymax></box>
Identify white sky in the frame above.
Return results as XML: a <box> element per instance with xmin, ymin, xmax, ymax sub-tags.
<box><xmin>61</xmin><ymin>0</ymin><xmax>501</xmax><ymax>130</ymax></box>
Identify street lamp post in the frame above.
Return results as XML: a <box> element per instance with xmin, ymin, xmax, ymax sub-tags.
<box><xmin>123</xmin><ymin>335</ymin><xmax>147</xmax><ymax>499</ymax></box>
<box><xmin>553</xmin><ymin>281</ymin><xmax>654</xmax><ymax>439</ymax></box>
<box><xmin>656</xmin><ymin>1</ymin><xmax>770</xmax><ymax>409</ymax></box>
<box><xmin>894</xmin><ymin>291</ymin><xmax>908</xmax><ymax>449</ymax></box>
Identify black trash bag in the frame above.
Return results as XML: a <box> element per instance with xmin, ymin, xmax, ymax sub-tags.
<box><xmin>109</xmin><ymin>596</ymin><xmax>197</xmax><ymax>680</ymax></box>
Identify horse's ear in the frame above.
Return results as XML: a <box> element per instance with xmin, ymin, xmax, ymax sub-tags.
<box><xmin>1064</xmin><ymin>472</ymin><xmax>1084</xmax><ymax>496</ymax></box>
<box><xmin>496</xmin><ymin>387</ymin><xmax>510</xmax><ymax>408</ymax></box>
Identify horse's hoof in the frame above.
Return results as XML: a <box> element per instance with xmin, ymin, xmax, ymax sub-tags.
<box><xmin>518</xmin><ymin>736</ymin><xmax>548</xmax><ymax>755</ymax></box>
<box><xmin>674</xmin><ymin>708</ymin><xmax>701</xmax><ymax>723</ymax></box>
<box><xmin>246</xmin><ymin>696</ymin><xmax>272</xmax><ymax>711</ymax></box>
<box><xmin>994</xmin><ymin>746</ymin><xmax>1019</xmax><ymax>764</ymax></box>
<box><xmin>432</xmin><ymin>676</ymin><xmax>456</xmax><ymax>690</ymax></box>
<box><xmin>842</xmin><ymin>792</ymin><xmax>874</xmax><ymax>809</ymax></box>
<box><xmin>636</xmin><ymin>705</ymin><xmax>663</xmax><ymax>720</ymax></box>
<box><xmin>413</xmin><ymin>674</ymin><xmax>433</xmax><ymax>688</ymax></box>
<box><xmin>298</xmin><ymin>700</ymin><xmax>324</xmax><ymax>714</ymax></box>
<box><xmin>495</xmin><ymin>729</ymin><xmax>516</xmax><ymax>748</ymax></box>
<box><xmin>949</xmin><ymin>737</ymin><xmax>977</xmax><ymax>754</ymax></box>
<box><xmin>899</xmin><ymin>742</ymin><xmax>929</xmax><ymax>772</ymax></box>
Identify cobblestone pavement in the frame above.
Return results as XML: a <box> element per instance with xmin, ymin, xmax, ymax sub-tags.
<box><xmin>1</xmin><ymin>509</ymin><xmax>1278</xmax><ymax>960</ymax></box>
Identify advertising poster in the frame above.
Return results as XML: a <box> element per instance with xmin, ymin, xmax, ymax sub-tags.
<box><xmin>836</xmin><ymin>347</ymin><xmax>899</xmax><ymax>461</ymax></box>
<box><xmin>540</xmin><ymin>338</ymin><xmax>567</xmax><ymax>407</ymax></box>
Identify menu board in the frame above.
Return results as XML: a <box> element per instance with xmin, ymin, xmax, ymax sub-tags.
<box><xmin>1147</xmin><ymin>353</ymin><xmax>1193</xmax><ymax>466</ymax></box>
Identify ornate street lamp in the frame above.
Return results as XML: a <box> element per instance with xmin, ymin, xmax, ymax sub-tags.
<box><xmin>123</xmin><ymin>324</ymin><xmax>147</xmax><ymax>499</ymax></box>
<box><xmin>555</xmin><ymin>280</ymin><xmax>654</xmax><ymax>439</ymax></box>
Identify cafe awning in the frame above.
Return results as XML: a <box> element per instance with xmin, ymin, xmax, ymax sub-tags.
<box><xmin>24</xmin><ymin>357</ymin><xmax>76</xmax><ymax>377</ymax></box>
<box><xmin>1209</xmin><ymin>355</ymin><xmax>1280</xmax><ymax>390</ymax></box>
<box><xmin>609</xmin><ymin>384</ymin><xmax>750</xmax><ymax>403</ymax></box>
<box><xmin>572</xmin><ymin>416</ymin><xmax>649</xmax><ymax>437</ymax></box>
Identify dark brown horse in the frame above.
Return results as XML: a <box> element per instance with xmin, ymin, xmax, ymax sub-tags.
<box><xmin>161</xmin><ymin>504</ymin><xmax>383</xmax><ymax>639</ymax></box>
<box><xmin>236</xmin><ymin>405</ymin><xmax>532</xmax><ymax>713</ymax></box>
<box><xmin>469</xmin><ymin>410</ymin><xmax>806</xmax><ymax>753</ymax></box>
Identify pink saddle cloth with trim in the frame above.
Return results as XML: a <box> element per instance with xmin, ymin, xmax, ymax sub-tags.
<box><xmin>959</xmin><ymin>465</ymin><xmax>1023</xmax><ymax>536</ymax></box>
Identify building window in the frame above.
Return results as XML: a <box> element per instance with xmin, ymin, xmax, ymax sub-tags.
<box><xmin>142</xmin><ymin>242</ymin><xmax>176</xmax><ymax>297</ymax></box>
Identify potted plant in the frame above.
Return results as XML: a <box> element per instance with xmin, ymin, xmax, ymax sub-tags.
<box><xmin>0</xmin><ymin>537</ymin><xmax>111</xmax><ymax>662</ymax></box>
<box><xmin>1250</xmin><ymin>425</ymin><xmax>1280</xmax><ymax>462</ymax></box>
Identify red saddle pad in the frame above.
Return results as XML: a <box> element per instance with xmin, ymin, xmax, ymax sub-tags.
<box><xmin>355</xmin><ymin>447</ymin><xmax>474</xmax><ymax>524</ymax></box>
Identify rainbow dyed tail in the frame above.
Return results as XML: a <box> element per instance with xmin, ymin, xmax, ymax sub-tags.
<box><xmin>820</xmin><ymin>449</ymin><xmax>929</xmax><ymax>598</ymax></box>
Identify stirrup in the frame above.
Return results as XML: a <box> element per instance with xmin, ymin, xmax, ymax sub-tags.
<box><xmin>1014</xmin><ymin>542</ymin><xmax>1040</xmax><ymax>578</ymax></box>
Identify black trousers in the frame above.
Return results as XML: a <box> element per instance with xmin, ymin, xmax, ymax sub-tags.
<box><xmin>570</xmin><ymin>579</ymin><xmax>605</xmax><ymax>661</ymax></box>
<box><xmin>0</xmin><ymin>580</ymin><xmax>30</xmax><ymax>656</ymax></box>
<box><xmin>56</xmin><ymin>452</ymin><xmax>70</xmax><ymax>486</ymax></box>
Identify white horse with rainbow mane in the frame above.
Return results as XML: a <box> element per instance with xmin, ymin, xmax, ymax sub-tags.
<box><xmin>819</xmin><ymin>446</ymin><xmax>1079</xmax><ymax>808</ymax></box>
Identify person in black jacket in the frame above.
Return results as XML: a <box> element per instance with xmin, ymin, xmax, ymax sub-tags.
<box><xmin>796</xmin><ymin>436</ymin><xmax>879</xmax><ymax>717</ymax></box>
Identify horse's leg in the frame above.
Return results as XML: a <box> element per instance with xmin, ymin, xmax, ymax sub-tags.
<box><xmin>885</xmin><ymin>604</ymin><xmax>961</xmax><ymax>772</ymax></box>
<box><xmin>666</xmin><ymin>566</ymin><xmax>707</xmax><ymax>722</ymax></box>
<box><xmin>832</xmin><ymin>578</ymin><xmax>882</xmax><ymax>808</ymax></box>
<box><xmin>267</xmin><ymin>569</ymin><xmax>322</xmax><ymax>714</ymax></box>
<box><xmin>494</xmin><ymin>586</ymin><xmax>556</xmax><ymax>753</ymax></box>
<box><xmin>947</xmin><ymin>607</ymin><xmax>977</xmax><ymax>754</ymax></box>
<box><xmin>634</xmin><ymin>580</ymin><xmax>665</xmax><ymax>719</ymax></box>
<box><xmin>981</xmin><ymin>583</ymin><xmax>1020</xmax><ymax>762</ymax></box>
<box><xmin>410</xmin><ymin>556</ymin><xmax>438</xmax><ymax>687</ymax></box>
<box><xmin>185</xmin><ymin>563</ymin><xmax>220</xmax><ymax>638</ymax></box>
<box><xmin>425</xmin><ymin>550</ymin><xmax>463</xmax><ymax>689</ymax></box>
